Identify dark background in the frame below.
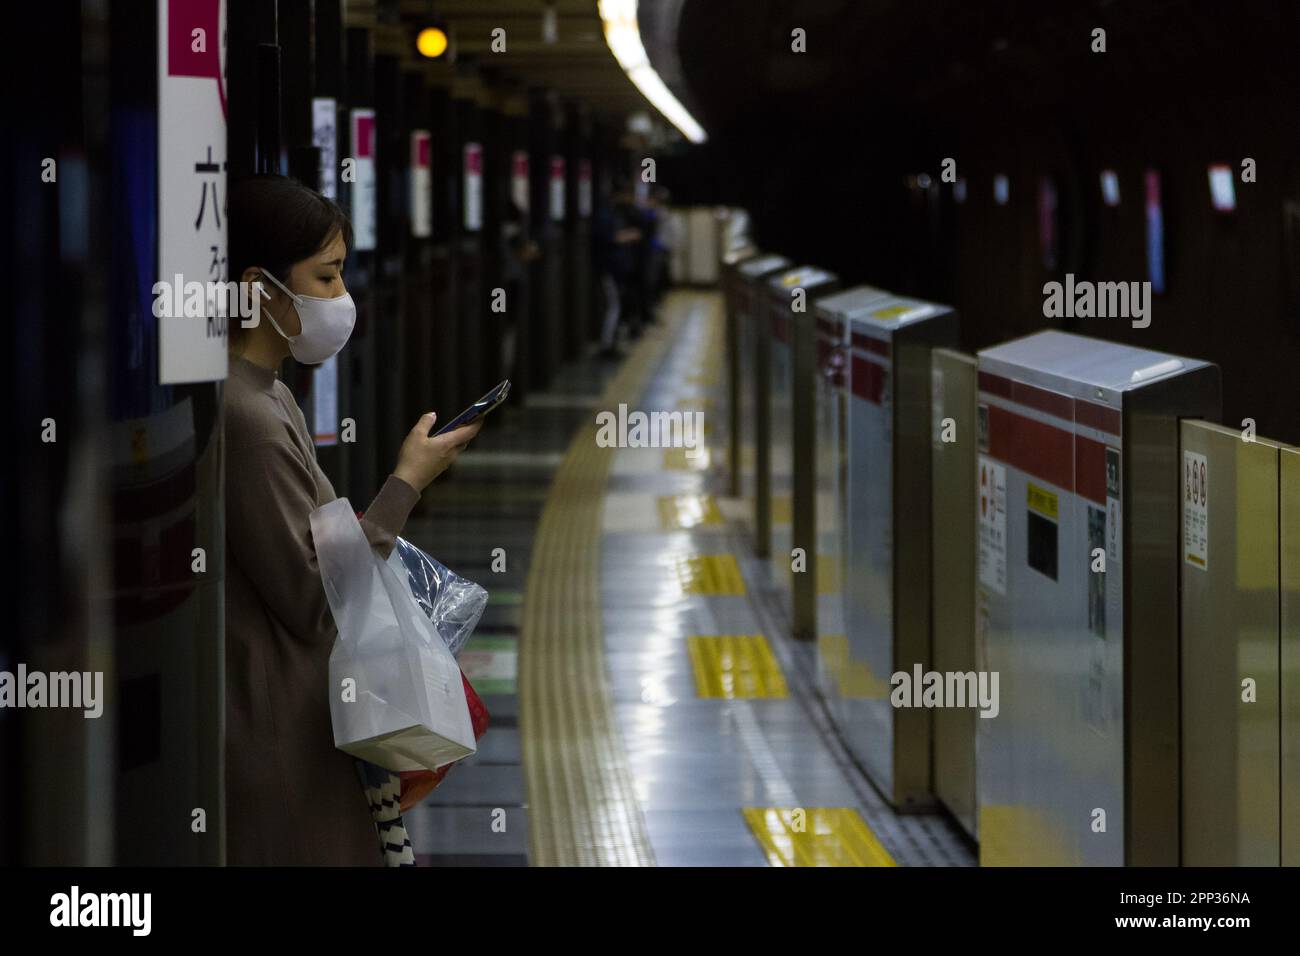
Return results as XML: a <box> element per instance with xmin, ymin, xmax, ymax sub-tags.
<box><xmin>662</xmin><ymin>0</ymin><xmax>1300</xmax><ymax>442</ymax></box>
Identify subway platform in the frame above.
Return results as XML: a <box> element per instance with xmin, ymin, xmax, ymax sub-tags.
<box><xmin>404</xmin><ymin>290</ymin><xmax>973</xmax><ymax>866</ymax></box>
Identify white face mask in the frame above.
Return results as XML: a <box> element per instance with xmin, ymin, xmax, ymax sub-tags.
<box><xmin>257</xmin><ymin>268</ymin><xmax>356</xmax><ymax>364</ymax></box>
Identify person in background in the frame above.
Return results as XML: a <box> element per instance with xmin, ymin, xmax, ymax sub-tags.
<box><xmin>224</xmin><ymin>174</ymin><xmax>483</xmax><ymax>866</ymax></box>
<box><xmin>592</xmin><ymin>178</ymin><xmax>641</xmax><ymax>358</ymax></box>
<box><xmin>498</xmin><ymin>200</ymin><xmax>539</xmax><ymax>381</ymax></box>
<box><xmin>623</xmin><ymin>183</ymin><xmax>652</xmax><ymax>339</ymax></box>
<box><xmin>643</xmin><ymin>187</ymin><xmax>672</xmax><ymax>323</ymax></box>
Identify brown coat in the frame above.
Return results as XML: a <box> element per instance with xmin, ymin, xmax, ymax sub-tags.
<box><xmin>224</xmin><ymin>356</ymin><xmax>419</xmax><ymax>865</ymax></box>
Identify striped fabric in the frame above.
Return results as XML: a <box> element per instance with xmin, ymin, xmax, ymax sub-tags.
<box><xmin>355</xmin><ymin>760</ymin><xmax>416</xmax><ymax>867</ymax></box>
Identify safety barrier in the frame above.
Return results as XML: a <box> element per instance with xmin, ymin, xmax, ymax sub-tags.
<box><xmin>719</xmin><ymin>221</ymin><xmax>1299</xmax><ymax>865</ymax></box>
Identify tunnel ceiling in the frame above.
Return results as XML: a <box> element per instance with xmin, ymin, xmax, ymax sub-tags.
<box><xmin>398</xmin><ymin>0</ymin><xmax>645</xmax><ymax>118</ymax></box>
<box><xmin>677</xmin><ymin>0</ymin><xmax>1300</xmax><ymax>135</ymax></box>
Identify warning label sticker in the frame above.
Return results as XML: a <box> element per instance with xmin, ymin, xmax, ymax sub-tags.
<box><xmin>1027</xmin><ymin>483</ymin><xmax>1059</xmax><ymax>520</ymax></box>
<box><xmin>1183</xmin><ymin>450</ymin><xmax>1209</xmax><ymax>570</ymax></box>
<box><xmin>978</xmin><ymin>456</ymin><xmax>1007</xmax><ymax>595</ymax></box>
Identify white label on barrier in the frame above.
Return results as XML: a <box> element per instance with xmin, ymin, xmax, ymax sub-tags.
<box><xmin>978</xmin><ymin>456</ymin><xmax>1007</xmax><ymax>595</ymax></box>
<box><xmin>1183</xmin><ymin>450</ymin><xmax>1209</xmax><ymax>570</ymax></box>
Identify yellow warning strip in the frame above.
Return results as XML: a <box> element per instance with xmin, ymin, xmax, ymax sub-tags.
<box><xmin>979</xmin><ymin>805</ymin><xmax>1081</xmax><ymax>866</ymax></box>
<box><xmin>686</xmin><ymin>635</ymin><xmax>789</xmax><ymax>698</ymax></box>
<box><xmin>742</xmin><ymin>807</ymin><xmax>898</xmax><ymax>866</ymax></box>
<box><xmin>520</xmin><ymin>292</ymin><xmax>710</xmax><ymax>866</ymax></box>
<box><xmin>816</xmin><ymin>634</ymin><xmax>892</xmax><ymax>700</ymax></box>
<box><xmin>663</xmin><ymin>445</ymin><xmax>711</xmax><ymax>471</ymax></box>
<box><xmin>673</xmin><ymin>554</ymin><xmax>746</xmax><ymax>595</ymax></box>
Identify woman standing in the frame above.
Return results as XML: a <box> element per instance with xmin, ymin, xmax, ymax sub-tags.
<box><xmin>224</xmin><ymin>175</ymin><xmax>481</xmax><ymax>865</ymax></box>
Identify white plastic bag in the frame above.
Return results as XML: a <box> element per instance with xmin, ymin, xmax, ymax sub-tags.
<box><xmin>311</xmin><ymin>498</ymin><xmax>476</xmax><ymax>773</ymax></box>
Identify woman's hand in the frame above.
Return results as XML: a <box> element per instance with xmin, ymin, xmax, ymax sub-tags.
<box><xmin>393</xmin><ymin>412</ymin><xmax>483</xmax><ymax>492</ymax></box>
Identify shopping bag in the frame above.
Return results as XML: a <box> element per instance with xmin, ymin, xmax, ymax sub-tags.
<box><xmin>311</xmin><ymin>497</ymin><xmax>476</xmax><ymax>773</ymax></box>
<box><xmin>398</xmin><ymin>672</ymin><xmax>491</xmax><ymax>811</ymax></box>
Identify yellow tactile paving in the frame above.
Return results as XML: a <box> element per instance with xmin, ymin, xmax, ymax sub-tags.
<box><xmin>979</xmin><ymin>805</ymin><xmax>1081</xmax><ymax>866</ymax></box>
<box><xmin>519</xmin><ymin>294</ymin><xmax>714</xmax><ymax>866</ymax></box>
<box><xmin>675</xmin><ymin>396</ymin><xmax>714</xmax><ymax>411</ymax></box>
<box><xmin>656</xmin><ymin>494</ymin><xmax>724</xmax><ymax>531</ymax></box>
<box><xmin>742</xmin><ymin>807</ymin><xmax>898</xmax><ymax>866</ymax></box>
<box><xmin>663</xmin><ymin>445</ymin><xmax>711</xmax><ymax>470</ymax></box>
<box><xmin>673</xmin><ymin>553</ymin><xmax>746</xmax><ymax>595</ymax></box>
<box><xmin>686</xmin><ymin>634</ymin><xmax>788</xmax><ymax>698</ymax></box>
<box><xmin>817</xmin><ymin>634</ymin><xmax>891</xmax><ymax>699</ymax></box>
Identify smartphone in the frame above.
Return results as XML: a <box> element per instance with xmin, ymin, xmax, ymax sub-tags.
<box><xmin>431</xmin><ymin>380</ymin><xmax>511</xmax><ymax>437</ymax></box>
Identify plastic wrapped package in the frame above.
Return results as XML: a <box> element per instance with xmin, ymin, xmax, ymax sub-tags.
<box><xmin>387</xmin><ymin>536</ymin><xmax>488</xmax><ymax>659</ymax></box>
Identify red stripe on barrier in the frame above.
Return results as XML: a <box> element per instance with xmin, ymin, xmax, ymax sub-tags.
<box><xmin>985</xmin><ymin>403</ymin><xmax>1073</xmax><ymax>492</ymax></box>
<box><xmin>1074</xmin><ymin>436</ymin><xmax>1109</xmax><ymax>506</ymax></box>
<box><xmin>772</xmin><ymin>310</ymin><xmax>789</xmax><ymax>344</ymax></box>
<box><xmin>981</xmin><ymin>371</ymin><xmax>1122</xmax><ymax>438</ymax></box>
<box><xmin>977</xmin><ymin>371</ymin><xmax>1012</xmax><ymax>400</ymax></box>
<box><xmin>1011</xmin><ymin>379</ymin><xmax>1072</xmax><ymax>421</ymax></box>
<box><xmin>851</xmin><ymin>331</ymin><xmax>890</xmax><ymax>357</ymax></box>
<box><xmin>851</xmin><ymin>354</ymin><xmax>885</xmax><ymax>404</ymax></box>
<box><xmin>1075</xmin><ymin>399</ymin><xmax>1122</xmax><ymax>437</ymax></box>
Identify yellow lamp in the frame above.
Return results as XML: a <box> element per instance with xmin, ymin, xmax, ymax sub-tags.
<box><xmin>417</xmin><ymin>27</ymin><xmax>448</xmax><ymax>59</ymax></box>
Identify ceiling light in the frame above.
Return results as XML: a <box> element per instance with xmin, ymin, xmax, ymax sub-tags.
<box><xmin>598</xmin><ymin>0</ymin><xmax>707</xmax><ymax>144</ymax></box>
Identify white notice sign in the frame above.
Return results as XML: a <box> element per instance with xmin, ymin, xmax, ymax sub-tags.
<box><xmin>510</xmin><ymin>151</ymin><xmax>529</xmax><ymax>213</ymax></box>
<box><xmin>350</xmin><ymin>109</ymin><xmax>376</xmax><ymax>250</ymax></box>
<box><xmin>313</xmin><ymin>355</ymin><xmax>338</xmax><ymax>447</ymax></box>
<box><xmin>410</xmin><ymin>130</ymin><xmax>431</xmax><ymax>238</ymax></box>
<box><xmin>157</xmin><ymin>0</ymin><xmax>229</xmax><ymax>385</ymax></box>
<box><xmin>549</xmin><ymin>156</ymin><xmax>566</xmax><ymax>222</ymax></box>
<box><xmin>1183</xmin><ymin>450</ymin><xmax>1208</xmax><ymax>570</ymax></box>
<box><xmin>463</xmin><ymin>143</ymin><xmax>483</xmax><ymax>231</ymax></box>
<box><xmin>978</xmin><ymin>456</ymin><xmax>1007</xmax><ymax>595</ymax></box>
<box><xmin>312</xmin><ymin>97</ymin><xmax>337</xmax><ymax>198</ymax></box>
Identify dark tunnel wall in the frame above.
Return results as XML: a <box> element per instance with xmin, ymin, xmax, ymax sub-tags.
<box><xmin>665</xmin><ymin>0</ymin><xmax>1300</xmax><ymax>444</ymax></box>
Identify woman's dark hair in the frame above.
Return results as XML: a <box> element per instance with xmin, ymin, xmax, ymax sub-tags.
<box><xmin>228</xmin><ymin>174</ymin><xmax>353</xmax><ymax>320</ymax></box>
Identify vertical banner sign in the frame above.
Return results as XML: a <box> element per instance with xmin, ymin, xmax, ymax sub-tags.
<box><xmin>350</xmin><ymin>109</ymin><xmax>376</xmax><ymax>250</ymax></box>
<box><xmin>157</xmin><ymin>0</ymin><xmax>229</xmax><ymax>385</ymax></box>
<box><xmin>510</xmin><ymin>150</ymin><xmax>529</xmax><ymax>212</ymax></box>
<box><xmin>463</xmin><ymin>142</ymin><xmax>483</xmax><ymax>231</ymax></box>
<box><xmin>312</xmin><ymin>97</ymin><xmax>337</xmax><ymax>198</ymax></box>
<box><xmin>578</xmin><ymin>158</ymin><xmax>592</xmax><ymax>218</ymax></box>
<box><xmin>549</xmin><ymin>155</ymin><xmax>566</xmax><ymax>222</ymax></box>
<box><xmin>410</xmin><ymin>130</ymin><xmax>432</xmax><ymax>238</ymax></box>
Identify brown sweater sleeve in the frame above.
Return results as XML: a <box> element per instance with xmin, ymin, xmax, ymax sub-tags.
<box><xmin>227</xmin><ymin>439</ymin><xmax>420</xmax><ymax>646</ymax></box>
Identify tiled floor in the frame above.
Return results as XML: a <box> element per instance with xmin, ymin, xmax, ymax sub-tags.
<box><xmin>402</xmin><ymin>346</ymin><xmax>619</xmax><ymax>866</ymax></box>
<box><xmin>403</xmin><ymin>290</ymin><xmax>975</xmax><ymax>866</ymax></box>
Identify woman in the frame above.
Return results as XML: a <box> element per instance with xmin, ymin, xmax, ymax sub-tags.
<box><xmin>224</xmin><ymin>175</ymin><xmax>481</xmax><ymax>865</ymax></box>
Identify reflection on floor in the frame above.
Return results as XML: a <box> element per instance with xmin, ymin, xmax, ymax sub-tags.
<box><xmin>405</xmin><ymin>290</ymin><xmax>975</xmax><ymax>866</ymax></box>
<box><xmin>401</xmin><ymin>332</ymin><xmax>618</xmax><ymax>866</ymax></box>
